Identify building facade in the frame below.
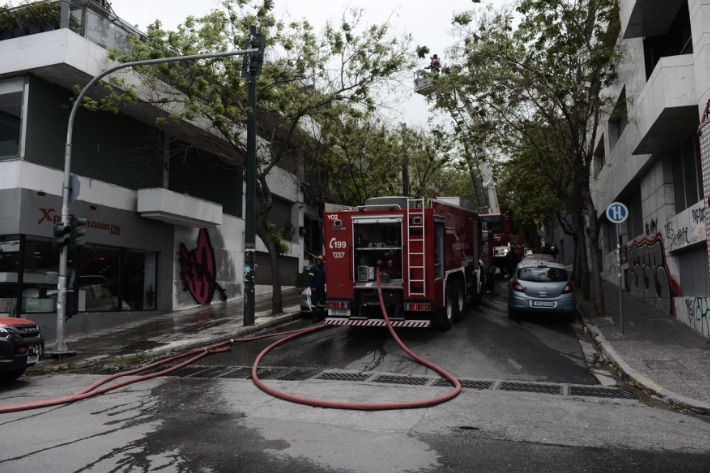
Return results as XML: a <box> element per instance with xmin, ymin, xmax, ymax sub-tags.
<box><xmin>0</xmin><ymin>1</ymin><xmax>318</xmax><ymax>339</ymax></box>
<box><xmin>591</xmin><ymin>0</ymin><xmax>709</xmax><ymax>338</ymax></box>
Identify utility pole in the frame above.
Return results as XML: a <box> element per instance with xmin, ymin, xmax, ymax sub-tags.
<box><xmin>52</xmin><ymin>46</ymin><xmax>256</xmax><ymax>356</ymax></box>
<box><xmin>242</xmin><ymin>25</ymin><xmax>265</xmax><ymax>326</ymax></box>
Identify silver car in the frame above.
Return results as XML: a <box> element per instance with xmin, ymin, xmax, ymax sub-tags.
<box><xmin>507</xmin><ymin>260</ymin><xmax>576</xmax><ymax>322</ymax></box>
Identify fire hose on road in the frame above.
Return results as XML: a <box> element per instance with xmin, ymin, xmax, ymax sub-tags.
<box><xmin>1</xmin><ymin>264</ymin><xmax>461</xmax><ymax>414</ymax></box>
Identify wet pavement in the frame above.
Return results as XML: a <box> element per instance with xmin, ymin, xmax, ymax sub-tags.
<box><xmin>30</xmin><ymin>281</ymin><xmax>710</xmax><ymax>417</ymax></box>
<box><xmin>577</xmin><ymin>280</ymin><xmax>710</xmax><ymax>415</ymax></box>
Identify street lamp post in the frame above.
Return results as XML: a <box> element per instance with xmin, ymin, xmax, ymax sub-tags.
<box><xmin>52</xmin><ymin>46</ymin><xmax>257</xmax><ymax>356</ymax></box>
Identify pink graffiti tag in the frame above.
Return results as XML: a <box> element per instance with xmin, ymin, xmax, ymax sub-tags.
<box><xmin>179</xmin><ymin>229</ymin><xmax>216</xmax><ymax>305</ymax></box>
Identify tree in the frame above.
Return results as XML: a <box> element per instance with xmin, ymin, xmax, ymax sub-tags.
<box><xmin>108</xmin><ymin>0</ymin><xmax>414</xmax><ymax>313</ymax></box>
<box><xmin>300</xmin><ymin>107</ymin><xmax>455</xmax><ymax>208</ymax></box>
<box><xmin>427</xmin><ymin>0</ymin><xmax>621</xmax><ymax>313</ymax></box>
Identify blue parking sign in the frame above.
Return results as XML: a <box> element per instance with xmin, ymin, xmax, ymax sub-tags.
<box><xmin>606</xmin><ymin>202</ymin><xmax>628</xmax><ymax>223</ymax></box>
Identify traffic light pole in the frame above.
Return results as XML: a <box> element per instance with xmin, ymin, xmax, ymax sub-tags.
<box><xmin>243</xmin><ymin>26</ymin><xmax>264</xmax><ymax>327</ymax></box>
<box><xmin>52</xmin><ymin>46</ymin><xmax>256</xmax><ymax>356</ymax></box>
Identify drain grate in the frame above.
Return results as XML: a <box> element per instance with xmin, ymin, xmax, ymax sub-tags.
<box><xmin>255</xmin><ymin>367</ymin><xmax>292</xmax><ymax>380</ymax></box>
<box><xmin>150</xmin><ymin>365</ymin><xmax>636</xmax><ymax>401</ymax></box>
<box><xmin>569</xmin><ymin>386</ymin><xmax>635</xmax><ymax>399</ymax></box>
<box><xmin>460</xmin><ymin>380</ymin><xmax>495</xmax><ymax>390</ymax></box>
<box><xmin>371</xmin><ymin>374</ymin><xmax>431</xmax><ymax>386</ymax></box>
<box><xmin>278</xmin><ymin>368</ymin><xmax>321</xmax><ymax>381</ymax></box>
<box><xmin>499</xmin><ymin>381</ymin><xmax>562</xmax><ymax>395</ymax></box>
<box><xmin>218</xmin><ymin>367</ymin><xmax>253</xmax><ymax>379</ymax></box>
<box><xmin>314</xmin><ymin>371</ymin><xmax>371</xmax><ymax>382</ymax></box>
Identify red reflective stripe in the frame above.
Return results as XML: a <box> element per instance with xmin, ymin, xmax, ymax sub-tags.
<box><xmin>324</xmin><ymin>319</ymin><xmax>432</xmax><ymax>328</ymax></box>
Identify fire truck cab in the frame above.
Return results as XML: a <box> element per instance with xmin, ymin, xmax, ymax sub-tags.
<box><xmin>323</xmin><ymin>196</ymin><xmax>486</xmax><ymax>329</ymax></box>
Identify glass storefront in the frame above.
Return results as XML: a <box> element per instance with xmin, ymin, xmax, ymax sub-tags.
<box><xmin>0</xmin><ymin>235</ymin><xmax>157</xmax><ymax>316</ymax></box>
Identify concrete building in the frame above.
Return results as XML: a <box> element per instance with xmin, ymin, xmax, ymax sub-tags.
<box><xmin>0</xmin><ymin>1</ymin><xmax>319</xmax><ymax>337</ymax></box>
<box><xmin>589</xmin><ymin>0</ymin><xmax>709</xmax><ymax>339</ymax></box>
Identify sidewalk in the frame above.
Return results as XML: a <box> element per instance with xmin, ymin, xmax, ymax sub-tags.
<box><xmin>34</xmin><ymin>287</ymin><xmax>306</xmax><ymax>374</ymax></box>
<box><xmin>577</xmin><ymin>280</ymin><xmax>710</xmax><ymax>415</ymax></box>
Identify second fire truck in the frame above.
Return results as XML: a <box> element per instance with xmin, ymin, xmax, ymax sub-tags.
<box><xmin>323</xmin><ymin>196</ymin><xmax>487</xmax><ymax>329</ymax></box>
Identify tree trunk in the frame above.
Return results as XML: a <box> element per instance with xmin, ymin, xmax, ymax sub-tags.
<box><xmin>257</xmin><ymin>226</ymin><xmax>284</xmax><ymax>314</ymax></box>
<box><xmin>575</xmin><ymin>220</ymin><xmax>590</xmax><ymax>300</ymax></box>
<box><xmin>256</xmin><ymin>172</ymin><xmax>283</xmax><ymax>315</ymax></box>
<box><xmin>584</xmin><ymin>192</ymin><xmax>605</xmax><ymax>316</ymax></box>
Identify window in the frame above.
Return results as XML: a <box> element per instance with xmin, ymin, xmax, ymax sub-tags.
<box><xmin>434</xmin><ymin>221</ymin><xmax>445</xmax><ymax>279</ymax></box>
<box><xmin>0</xmin><ymin>78</ymin><xmax>25</xmax><ymax>159</ymax></box>
<box><xmin>608</xmin><ymin>89</ymin><xmax>627</xmax><ymax>150</ymax></box>
<box><xmin>0</xmin><ymin>236</ymin><xmax>157</xmax><ymax>315</ymax></box>
<box><xmin>642</xmin><ymin>1</ymin><xmax>692</xmax><ymax>80</ymax></box>
<box><xmin>594</xmin><ymin>135</ymin><xmax>606</xmax><ymax>177</ymax></box>
<box><xmin>672</xmin><ymin>135</ymin><xmax>702</xmax><ymax>213</ymax></box>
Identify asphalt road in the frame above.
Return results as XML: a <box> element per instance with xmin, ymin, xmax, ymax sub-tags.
<box><xmin>2</xmin><ymin>284</ymin><xmax>709</xmax><ymax>472</ymax></box>
<box><xmin>201</xmin><ymin>287</ymin><xmax>596</xmax><ymax>386</ymax></box>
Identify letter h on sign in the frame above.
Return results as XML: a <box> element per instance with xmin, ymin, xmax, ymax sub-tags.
<box><xmin>606</xmin><ymin>202</ymin><xmax>629</xmax><ymax>224</ymax></box>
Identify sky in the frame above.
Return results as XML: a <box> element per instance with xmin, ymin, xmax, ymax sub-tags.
<box><xmin>106</xmin><ymin>0</ymin><xmax>509</xmax><ymax>127</ymax></box>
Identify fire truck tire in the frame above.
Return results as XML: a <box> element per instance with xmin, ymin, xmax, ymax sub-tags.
<box><xmin>435</xmin><ymin>283</ymin><xmax>456</xmax><ymax>330</ymax></box>
<box><xmin>453</xmin><ymin>279</ymin><xmax>465</xmax><ymax>322</ymax></box>
<box><xmin>471</xmin><ymin>275</ymin><xmax>483</xmax><ymax>307</ymax></box>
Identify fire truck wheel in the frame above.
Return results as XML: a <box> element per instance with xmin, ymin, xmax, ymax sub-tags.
<box><xmin>453</xmin><ymin>279</ymin><xmax>465</xmax><ymax>322</ymax></box>
<box><xmin>435</xmin><ymin>283</ymin><xmax>456</xmax><ymax>330</ymax></box>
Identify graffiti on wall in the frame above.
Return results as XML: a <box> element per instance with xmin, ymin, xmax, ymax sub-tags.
<box><xmin>682</xmin><ymin>297</ymin><xmax>710</xmax><ymax>338</ymax></box>
<box><xmin>664</xmin><ymin>200</ymin><xmax>706</xmax><ymax>252</ymax></box>
<box><xmin>179</xmin><ymin>228</ymin><xmax>227</xmax><ymax>305</ymax></box>
<box><xmin>628</xmin><ymin>234</ymin><xmax>680</xmax><ymax>315</ymax></box>
<box><xmin>644</xmin><ymin>218</ymin><xmax>658</xmax><ymax>236</ymax></box>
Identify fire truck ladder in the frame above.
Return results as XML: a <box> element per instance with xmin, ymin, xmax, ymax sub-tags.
<box><xmin>407</xmin><ymin>198</ymin><xmax>426</xmax><ymax>296</ymax></box>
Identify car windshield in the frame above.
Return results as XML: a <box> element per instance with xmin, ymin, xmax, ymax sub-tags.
<box><xmin>517</xmin><ymin>266</ymin><xmax>567</xmax><ymax>283</ymax></box>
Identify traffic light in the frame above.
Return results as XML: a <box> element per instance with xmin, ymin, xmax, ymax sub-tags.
<box><xmin>70</xmin><ymin>215</ymin><xmax>87</xmax><ymax>249</ymax></box>
<box><xmin>241</xmin><ymin>26</ymin><xmax>265</xmax><ymax>77</ymax></box>
<box><xmin>53</xmin><ymin>223</ymin><xmax>71</xmax><ymax>248</ymax></box>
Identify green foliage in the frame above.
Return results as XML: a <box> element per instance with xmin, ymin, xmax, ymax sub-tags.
<box><xmin>429</xmin><ymin>0</ymin><xmax>621</xmax><ymax>233</ymax></box>
<box><xmin>99</xmin><ymin>0</ymin><xmax>415</xmax><ymax>300</ymax></box>
<box><xmin>264</xmin><ymin>219</ymin><xmax>288</xmax><ymax>255</ymax></box>
<box><xmin>0</xmin><ymin>0</ymin><xmax>60</xmax><ymax>30</ymax></box>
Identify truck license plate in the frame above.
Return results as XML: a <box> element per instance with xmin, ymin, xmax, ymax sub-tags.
<box><xmin>329</xmin><ymin>309</ymin><xmax>350</xmax><ymax>316</ymax></box>
<box><xmin>532</xmin><ymin>300</ymin><xmax>555</xmax><ymax>308</ymax></box>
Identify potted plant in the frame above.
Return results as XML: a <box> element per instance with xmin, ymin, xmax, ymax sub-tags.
<box><xmin>0</xmin><ymin>5</ymin><xmax>16</xmax><ymax>40</ymax></box>
<box><xmin>23</xmin><ymin>0</ymin><xmax>59</xmax><ymax>33</ymax></box>
<box><xmin>0</xmin><ymin>1</ymin><xmax>60</xmax><ymax>38</ymax></box>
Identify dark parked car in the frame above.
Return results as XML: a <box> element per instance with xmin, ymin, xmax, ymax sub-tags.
<box><xmin>507</xmin><ymin>260</ymin><xmax>576</xmax><ymax>322</ymax></box>
<box><xmin>0</xmin><ymin>317</ymin><xmax>44</xmax><ymax>382</ymax></box>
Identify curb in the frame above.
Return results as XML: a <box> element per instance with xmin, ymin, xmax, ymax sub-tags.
<box><xmin>581</xmin><ymin>315</ymin><xmax>710</xmax><ymax>416</ymax></box>
<box><xmin>34</xmin><ymin>307</ymin><xmax>306</xmax><ymax>374</ymax></box>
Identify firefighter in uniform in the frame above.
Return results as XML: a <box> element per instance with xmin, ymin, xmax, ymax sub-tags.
<box><xmin>308</xmin><ymin>255</ymin><xmax>326</xmax><ymax>321</ymax></box>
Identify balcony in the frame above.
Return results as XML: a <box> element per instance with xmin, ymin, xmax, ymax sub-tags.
<box><xmin>137</xmin><ymin>188</ymin><xmax>222</xmax><ymax>228</ymax></box>
<box><xmin>0</xmin><ymin>0</ymin><xmax>142</xmax><ymax>52</ymax></box>
<box><xmin>631</xmin><ymin>55</ymin><xmax>697</xmax><ymax>155</ymax></box>
<box><xmin>621</xmin><ymin>0</ymin><xmax>686</xmax><ymax>39</ymax></box>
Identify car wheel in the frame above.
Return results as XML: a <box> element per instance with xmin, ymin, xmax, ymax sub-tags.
<box><xmin>0</xmin><ymin>368</ymin><xmax>26</xmax><ymax>383</ymax></box>
<box><xmin>507</xmin><ymin>307</ymin><xmax>518</xmax><ymax>320</ymax></box>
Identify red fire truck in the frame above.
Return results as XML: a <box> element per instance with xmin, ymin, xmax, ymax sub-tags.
<box><xmin>480</xmin><ymin>212</ymin><xmax>525</xmax><ymax>275</ymax></box>
<box><xmin>323</xmin><ymin>196</ymin><xmax>487</xmax><ymax>329</ymax></box>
